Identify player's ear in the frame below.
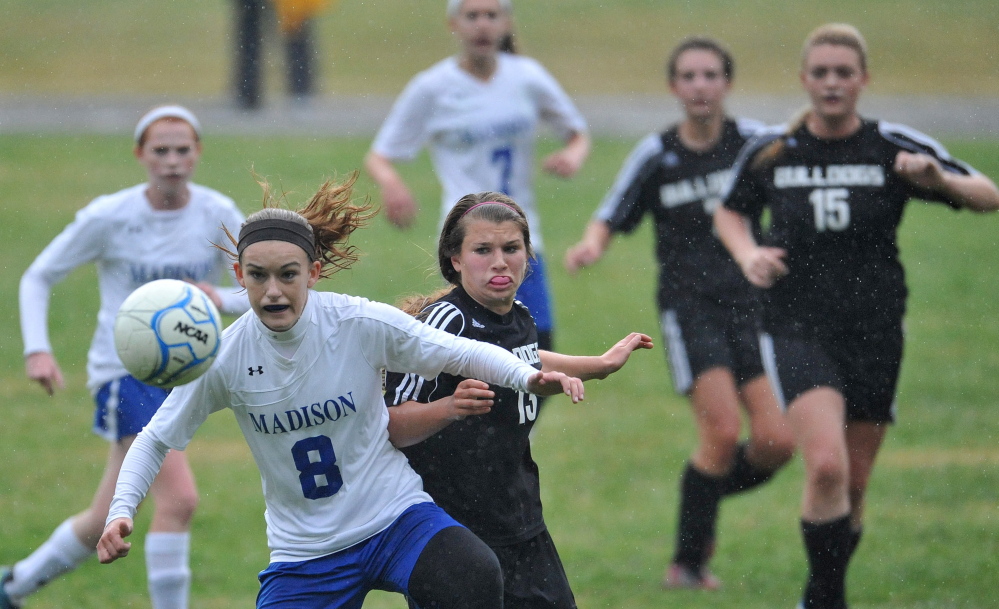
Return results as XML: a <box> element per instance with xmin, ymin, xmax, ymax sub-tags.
<box><xmin>450</xmin><ymin>255</ymin><xmax>463</xmax><ymax>275</ymax></box>
<box><xmin>306</xmin><ymin>260</ymin><xmax>321</xmax><ymax>288</ymax></box>
<box><xmin>234</xmin><ymin>262</ymin><xmax>246</xmax><ymax>288</ymax></box>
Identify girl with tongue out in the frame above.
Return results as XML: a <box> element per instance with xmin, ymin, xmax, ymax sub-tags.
<box><xmin>97</xmin><ymin>177</ymin><xmax>591</xmax><ymax>609</ymax></box>
<box><xmin>384</xmin><ymin>192</ymin><xmax>653</xmax><ymax>609</ymax></box>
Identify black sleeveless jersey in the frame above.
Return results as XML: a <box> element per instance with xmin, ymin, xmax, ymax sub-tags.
<box><xmin>594</xmin><ymin>117</ymin><xmax>765</xmax><ymax>308</ymax></box>
<box><xmin>724</xmin><ymin>118</ymin><xmax>972</xmax><ymax>334</ymax></box>
<box><xmin>384</xmin><ymin>286</ymin><xmax>545</xmax><ymax>546</ymax></box>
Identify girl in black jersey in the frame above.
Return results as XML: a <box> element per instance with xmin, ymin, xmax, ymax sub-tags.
<box><xmin>565</xmin><ymin>37</ymin><xmax>794</xmax><ymax>591</ymax></box>
<box><xmin>715</xmin><ymin>24</ymin><xmax>999</xmax><ymax>609</ymax></box>
<box><xmin>384</xmin><ymin>192</ymin><xmax>653</xmax><ymax>609</ymax></box>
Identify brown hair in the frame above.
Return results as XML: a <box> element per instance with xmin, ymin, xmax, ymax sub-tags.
<box><xmin>666</xmin><ymin>36</ymin><xmax>734</xmax><ymax>83</ymax></box>
<box><xmin>218</xmin><ymin>172</ymin><xmax>376</xmax><ymax>280</ymax></box>
<box><xmin>397</xmin><ymin>192</ymin><xmax>533</xmax><ymax>316</ymax></box>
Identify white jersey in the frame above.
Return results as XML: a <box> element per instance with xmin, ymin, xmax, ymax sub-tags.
<box><xmin>107</xmin><ymin>291</ymin><xmax>539</xmax><ymax>563</ymax></box>
<box><xmin>372</xmin><ymin>53</ymin><xmax>588</xmax><ymax>251</ymax></box>
<box><xmin>19</xmin><ymin>183</ymin><xmax>249</xmax><ymax>393</ymax></box>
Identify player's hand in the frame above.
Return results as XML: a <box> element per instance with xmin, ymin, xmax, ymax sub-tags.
<box><xmin>738</xmin><ymin>246</ymin><xmax>789</xmax><ymax>288</ymax></box>
<box><xmin>97</xmin><ymin>518</ymin><xmax>134</xmax><ymax>564</ymax></box>
<box><xmin>192</xmin><ymin>281</ymin><xmax>224</xmax><ymax>311</ymax></box>
<box><xmin>526</xmin><ymin>371</ymin><xmax>584</xmax><ymax>403</ymax></box>
<box><xmin>446</xmin><ymin>379</ymin><xmax>495</xmax><ymax>420</ymax></box>
<box><xmin>381</xmin><ymin>181</ymin><xmax>419</xmax><ymax>229</ymax></box>
<box><xmin>25</xmin><ymin>351</ymin><xmax>64</xmax><ymax>396</ymax></box>
<box><xmin>542</xmin><ymin>147</ymin><xmax>585</xmax><ymax>179</ymax></box>
<box><xmin>894</xmin><ymin>151</ymin><xmax>946</xmax><ymax>191</ymax></box>
<box><xmin>564</xmin><ymin>240</ymin><xmax>602</xmax><ymax>274</ymax></box>
<box><xmin>593</xmin><ymin>332</ymin><xmax>654</xmax><ymax>379</ymax></box>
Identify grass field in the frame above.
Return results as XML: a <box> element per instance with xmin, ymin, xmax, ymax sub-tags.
<box><xmin>1</xmin><ymin>0</ymin><xmax>998</xmax><ymax>98</ymax></box>
<box><xmin>1</xmin><ymin>1</ymin><xmax>998</xmax><ymax>607</ymax></box>
<box><xmin>0</xmin><ymin>133</ymin><xmax>997</xmax><ymax>609</ymax></box>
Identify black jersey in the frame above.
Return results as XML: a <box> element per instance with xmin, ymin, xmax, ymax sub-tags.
<box><xmin>724</xmin><ymin>119</ymin><xmax>973</xmax><ymax>333</ymax></box>
<box><xmin>595</xmin><ymin>118</ymin><xmax>765</xmax><ymax>308</ymax></box>
<box><xmin>384</xmin><ymin>286</ymin><xmax>545</xmax><ymax>546</ymax></box>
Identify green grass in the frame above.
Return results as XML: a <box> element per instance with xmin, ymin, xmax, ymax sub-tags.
<box><xmin>1</xmin><ymin>133</ymin><xmax>997</xmax><ymax>608</ymax></box>
<box><xmin>1</xmin><ymin>0</ymin><xmax>998</xmax><ymax>97</ymax></box>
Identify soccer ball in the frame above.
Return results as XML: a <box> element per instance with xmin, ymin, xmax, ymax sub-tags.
<box><xmin>114</xmin><ymin>279</ymin><xmax>222</xmax><ymax>388</ymax></box>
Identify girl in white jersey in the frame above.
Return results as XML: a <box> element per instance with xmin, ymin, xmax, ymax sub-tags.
<box><xmin>96</xmin><ymin>175</ymin><xmax>586</xmax><ymax>609</ymax></box>
<box><xmin>365</xmin><ymin>0</ymin><xmax>591</xmax><ymax>352</ymax></box>
<box><xmin>5</xmin><ymin>106</ymin><xmax>248</xmax><ymax>609</ymax></box>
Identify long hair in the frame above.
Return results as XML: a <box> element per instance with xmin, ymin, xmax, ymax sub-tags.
<box><xmin>217</xmin><ymin>172</ymin><xmax>376</xmax><ymax>279</ymax></box>
<box><xmin>752</xmin><ymin>23</ymin><xmax>868</xmax><ymax>169</ymax></box>
<box><xmin>397</xmin><ymin>192</ymin><xmax>532</xmax><ymax>316</ymax></box>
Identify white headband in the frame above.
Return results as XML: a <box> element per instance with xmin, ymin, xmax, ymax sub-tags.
<box><xmin>446</xmin><ymin>0</ymin><xmax>511</xmax><ymax>17</ymax></box>
<box><xmin>134</xmin><ymin>105</ymin><xmax>202</xmax><ymax>143</ymax></box>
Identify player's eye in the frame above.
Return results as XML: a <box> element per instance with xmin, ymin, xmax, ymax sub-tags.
<box><xmin>504</xmin><ymin>244</ymin><xmax>521</xmax><ymax>254</ymax></box>
<box><xmin>153</xmin><ymin>147</ymin><xmax>169</xmax><ymax>155</ymax></box>
<box><xmin>809</xmin><ymin>67</ymin><xmax>828</xmax><ymax>79</ymax></box>
<box><xmin>704</xmin><ymin>70</ymin><xmax>721</xmax><ymax>81</ymax></box>
<box><xmin>835</xmin><ymin>66</ymin><xmax>856</xmax><ymax>79</ymax></box>
<box><xmin>176</xmin><ymin>146</ymin><xmax>191</xmax><ymax>155</ymax></box>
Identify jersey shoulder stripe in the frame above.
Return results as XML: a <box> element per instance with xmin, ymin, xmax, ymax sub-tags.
<box><xmin>594</xmin><ymin>132</ymin><xmax>665</xmax><ymax>223</ymax></box>
<box><xmin>877</xmin><ymin>120</ymin><xmax>974</xmax><ymax>175</ymax></box>
<box><xmin>422</xmin><ymin>300</ymin><xmax>466</xmax><ymax>336</ymax></box>
<box><xmin>723</xmin><ymin>126</ymin><xmax>785</xmax><ymax>200</ymax></box>
<box><xmin>388</xmin><ymin>299</ymin><xmax>463</xmax><ymax>405</ymax></box>
<box><xmin>734</xmin><ymin>116</ymin><xmax>768</xmax><ymax>139</ymax></box>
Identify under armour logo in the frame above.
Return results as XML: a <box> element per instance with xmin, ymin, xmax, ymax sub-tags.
<box><xmin>472</xmin><ymin>319</ymin><xmax>485</xmax><ymax>328</ymax></box>
<box><xmin>248</xmin><ymin>366</ymin><xmax>264</xmax><ymax>376</ymax></box>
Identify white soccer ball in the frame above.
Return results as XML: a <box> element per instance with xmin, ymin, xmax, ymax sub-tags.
<box><xmin>114</xmin><ymin>279</ymin><xmax>222</xmax><ymax>388</ymax></box>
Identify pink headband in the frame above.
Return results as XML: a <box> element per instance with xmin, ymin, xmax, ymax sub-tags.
<box><xmin>461</xmin><ymin>201</ymin><xmax>520</xmax><ymax>218</ymax></box>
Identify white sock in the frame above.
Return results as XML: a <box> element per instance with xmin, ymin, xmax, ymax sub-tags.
<box><xmin>6</xmin><ymin>518</ymin><xmax>93</xmax><ymax>601</ymax></box>
<box><xmin>145</xmin><ymin>532</ymin><xmax>191</xmax><ymax>609</ymax></box>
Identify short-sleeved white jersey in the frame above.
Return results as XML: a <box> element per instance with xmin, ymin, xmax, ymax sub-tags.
<box><xmin>19</xmin><ymin>183</ymin><xmax>248</xmax><ymax>393</ymax></box>
<box><xmin>372</xmin><ymin>53</ymin><xmax>587</xmax><ymax>251</ymax></box>
<box><xmin>110</xmin><ymin>291</ymin><xmax>538</xmax><ymax>563</ymax></box>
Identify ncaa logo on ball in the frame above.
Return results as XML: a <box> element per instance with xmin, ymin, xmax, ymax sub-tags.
<box><xmin>114</xmin><ymin>279</ymin><xmax>222</xmax><ymax>388</ymax></box>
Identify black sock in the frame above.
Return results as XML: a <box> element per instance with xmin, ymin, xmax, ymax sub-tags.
<box><xmin>720</xmin><ymin>442</ymin><xmax>777</xmax><ymax>496</ymax></box>
<box><xmin>801</xmin><ymin>515</ymin><xmax>851</xmax><ymax>609</ymax></box>
<box><xmin>672</xmin><ymin>463</ymin><xmax>723</xmax><ymax>571</ymax></box>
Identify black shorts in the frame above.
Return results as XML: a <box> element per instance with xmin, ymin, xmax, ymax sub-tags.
<box><xmin>492</xmin><ymin>529</ymin><xmax>576</xmax><ymax>609</ymax></box>
<box><xmin>659</xmin><ymin>297</ymin><xmax>765</xmax><ymax>395</ymax></box>
<box><xmin>760</xmin><ymin>324</ymin><xmax>903</xmax><ymax>423</ymax></box>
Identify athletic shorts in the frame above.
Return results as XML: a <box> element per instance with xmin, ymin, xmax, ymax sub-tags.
<box><xmin>516</xmin><ymin>255</ymin><xmax>553</xmax><ymax>333</ymax></box>
<box><xmin>256</xmin><ymin>502</ymin><xmax>461</xmax><ymax>609</ymax></box>
<box><xmin>93</xmin><ymin>375</ymin><xmax>169</xmax><ymax>441</ymax></box>
<box><xmin>492</xmin><ymin>529</ymin><xmax>576</xmax><ymax>609</ymax></box>
<box><xmin>759</xmin><ymin>324</ymin><xmax>903</xmax><ymax>423</ymax></box>
<box><xmin>659</xmin><ymin>297</ymin><xmax>765</xmax><ymax>395</ymax></box>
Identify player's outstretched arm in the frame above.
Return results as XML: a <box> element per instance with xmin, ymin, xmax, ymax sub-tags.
<box><xmin>388</xmin><ymin>379</ymin><xmax>495</xmax><ymax>448</ymax></box>
<box><xmin>526</xmin><ymin>371</ymin><xmax>585</xmax><ymax>403</ymax></box>
<box><xmin>97</xmin><ymin>518</ymin><xmax>134</xmax><ymax>564</ymax></box>
<box><xmin>540</xmin><ymin>332</ymin><xmax>653</xmax><ymax>382</ymax></box>
<box><xmin>364</xmin><ymin>151</ymin><xmax>419</xmax><ymax>228</ymax></box>
<box><xmin>564</xmin><ymin>220</ymin><xmax>612</xmax><ymax>274</ymax></box>
<box><xmin>894</xmin><ymin>151</ymin><xmax>999</xmax><ymax>212</ymax></box>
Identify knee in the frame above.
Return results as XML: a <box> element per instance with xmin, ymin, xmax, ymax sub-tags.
<box><xmin>160</xmin><ymin>489</ymin><xmax>199</xmax><ymax>526</ymax></box>
<box><xmin>807</xmin><ymin>454</ymin><xmax>848</xmax><ymax>496</ymax></box>
<box><xmin>755</xmin><ymin>433</ymin><xmax>796</xmax><ymax>468</ymax></box>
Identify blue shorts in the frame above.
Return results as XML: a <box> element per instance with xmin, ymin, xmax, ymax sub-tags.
<box><xmin>515</xmin><ymin>255</ymin><xmax>553</xmax><ymax>333</ymax></box>
<box><xmin>256</xmin><ymin>502</ymin><xmax>462</xmax><ymax>609</ymax></box>
<box><xmin>93</xmin><ymin>375</ymin><xmax>169</xmax><ymax>441</ymax></box>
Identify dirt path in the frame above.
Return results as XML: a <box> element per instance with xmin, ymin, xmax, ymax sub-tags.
<box><xmin>2</xmin><ymin>93</ymin><xmax>997</xmax><ymax>139</ymax></box>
